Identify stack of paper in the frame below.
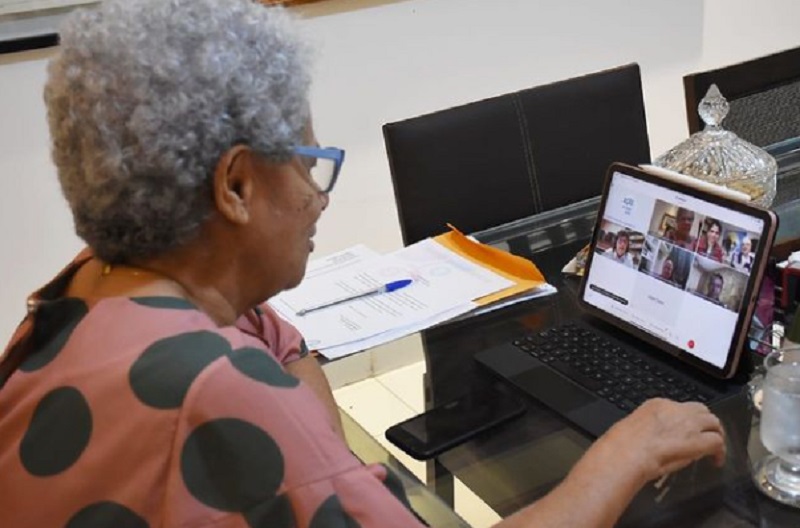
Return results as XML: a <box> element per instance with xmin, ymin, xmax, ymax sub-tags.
<box><xmin>268</xmin><ymin>227</ymin><xmax>555</xmax><ymax>359</ymax></box>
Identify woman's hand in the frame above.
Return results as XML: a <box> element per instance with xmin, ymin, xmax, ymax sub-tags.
<box><xmin>498</xmin><ymin>399</ymin><xmax>726</xmax><ymax>528</ymax></box>
<box><xmin>596</xmin><ymin>398</ymin><xmax>726</xmax><ymax>485</ymax></box>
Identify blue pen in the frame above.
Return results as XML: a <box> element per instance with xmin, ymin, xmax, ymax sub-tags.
<box><xmin>296</xmin><ymin>279</ymin><xmax>413</xmax><ymax>316</ymax></box>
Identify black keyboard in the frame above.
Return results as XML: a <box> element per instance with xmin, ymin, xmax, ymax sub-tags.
<box><xmin>510</xmin><ymin>323</ymin><xmax>716</xmax><ymax>412</ymax></box>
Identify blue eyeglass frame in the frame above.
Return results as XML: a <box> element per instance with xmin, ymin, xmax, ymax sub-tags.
<box><xmin>292</xmin><ymin>145</ymin><xmax>346</xmax><ymax>193</ymax></box>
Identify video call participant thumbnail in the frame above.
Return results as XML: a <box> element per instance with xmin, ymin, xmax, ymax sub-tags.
<box><xmin>730</xmin><ymin>235</ymin><xmax>755</xmax><ymax>272</ymax></box>
<box><xmin>638</xmin><ymin>236</ymin><xmax>693</xmax><ymax>290</ymax></box>
<box><xmin>688</xmin><ymin>259</ymin><xmax>748</xmax><ymax>312</ymax></box>
<box><xmin>706</xmin><ymin>272</ymin><xmax>724</xmax><ymax>303</ymax></box>
<box><xmin>693</xmin><ymin>218</ymin><xmax>725</xmax><ymax>263</ymax></box>
<box><xmin>665</xmin><ymin>207</ymin><xmax>697</xmax><ymax>250</ymax></box>
<box><xmin>660</xmin><ymin>258</ymin><xmax>674</xmax><ymax>281</ymax></box>
<box><xmin>605</xmin><ymin>229</ymin><xmax>635</xmax><ymax>268</ymax></box>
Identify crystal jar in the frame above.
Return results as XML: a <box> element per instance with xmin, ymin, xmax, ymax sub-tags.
<box><xmin>655</xmin><ymin>85</ymin><xmax>777</xmax><ymax>207</ymax></box>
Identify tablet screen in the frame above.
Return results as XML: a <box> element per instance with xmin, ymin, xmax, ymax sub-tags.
<box><xmin>582</xmin><ymin>167</ymin><xmax>769</xmax><ymax>371</ymax></box>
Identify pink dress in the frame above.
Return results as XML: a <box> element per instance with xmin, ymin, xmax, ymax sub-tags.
<box><xmin>0</xmin><ymin>254</ymin><xmax>425</xmax><ymax>527</ymax></box>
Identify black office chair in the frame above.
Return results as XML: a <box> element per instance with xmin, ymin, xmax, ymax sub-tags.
<box><xmin>683</xmin><ymin>46</ymin><xmax>800</xmax><ymax>146</ymax></box>
<box><xmin>382</xmin><ymin>63</ymin><xmax>652</xmax><ymax>246</ymax></box>
<box><xmin>683</xmin><ymin>46</ymin><xmax>800</xmax><ymax>206</ymax></box>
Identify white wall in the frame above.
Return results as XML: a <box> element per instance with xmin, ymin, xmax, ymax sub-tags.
<box><xmin>2</xmin><ymin>0</ymin><xmax>800</xmax><ymax>343</ymax></box>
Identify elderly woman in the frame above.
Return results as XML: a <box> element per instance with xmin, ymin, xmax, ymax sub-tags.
<box><xmin>604</xmin><ymin>229</ymin><xmax>635</xmax><ymax>267</ymax></box>
<box><xmin>0</xmin><ymin>1</ymin><xmax>725</xmax><ymax>527</ymax></box>
<box><xmin>731</xmin><ymin>236</ymin><xmax>755</xmax><ymax>272</ymax></box>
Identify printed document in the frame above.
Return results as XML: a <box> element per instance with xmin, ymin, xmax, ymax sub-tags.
<box><xmin>269</xmin><ymin>239</ymin><xmax>513</xmax><ymax>354</ymax></box>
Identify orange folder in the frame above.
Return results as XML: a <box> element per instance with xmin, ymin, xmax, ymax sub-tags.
<box><xmin>433</xmin><ymin>224</ymin><xmax>547</xmax><ymax>306</ymax></box>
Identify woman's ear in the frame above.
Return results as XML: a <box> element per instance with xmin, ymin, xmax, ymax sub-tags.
<box><xmin>212</xmin><ymin>145</ymin><xmax>256</xmax><ymax>224</ymax></box>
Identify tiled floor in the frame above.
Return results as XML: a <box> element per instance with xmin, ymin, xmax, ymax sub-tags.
<box><xmin>333</xmin><ymin>361</ymin><xmax>501</xmax><ymax>528</ymax></box>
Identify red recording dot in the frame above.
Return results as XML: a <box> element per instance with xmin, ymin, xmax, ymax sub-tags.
<box><xmin>688</xmin><ymin>340</ymin><xmax>695</xmax><ymax>349</ymax></box>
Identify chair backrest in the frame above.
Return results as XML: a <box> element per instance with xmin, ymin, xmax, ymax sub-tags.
<box><xmin>382</xmin><ymin>64</ymin><xmax>651</xmax><ymax>246</ymax></box>
<box><xmin>683</xmin><ymin>46</ymin><xmax>800</xmax><ymax>147</ymax></box>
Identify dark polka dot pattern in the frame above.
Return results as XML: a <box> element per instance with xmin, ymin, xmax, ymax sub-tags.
<box><xmin>66</xmin><ymin>501</ymin><xmax>149</xmax><ymax>528</ymax></box>
<box><xmin>309</xmin><ymin>495</ymin><xmax>361</xmax><ymax>528</ymax></box>
<box><xmin>19</xmin><ymin>386</ymin><xmax>92</xmax><ymax>476</ymax></box>
<box><xmin>20</xmin><ymin>298</ymin><xmax>88</xmax><ymax>372</ymax></box>
<box><xmin>130</xmin><ymin>297</ymin><xmax>197</xmax><ymax>310</ymax></box>
<box><xmin>244</xmin><ymin>494</ymin><xmax>295</xmax><ymax>528</ymax></box>
<box><xmin>129</xmin><ymin>331</ymin><xmax>229</xmax><ymax>409</ymax></box>
<box><xmin>181</xmin><ymin>418</ymin><xmax>284</xmax><ymax>512</ymax></box>
<box><xmin>228</xmin><ymin>347</ymin><xmax>299</xmax><ymax>388</ymax></box>
<box><xmin>5</xmin><ymin>287</ymin><xmax>419</xmax><ymax>527</ymax></box>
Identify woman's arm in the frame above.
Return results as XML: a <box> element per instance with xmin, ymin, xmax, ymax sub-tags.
<box><xmin>494</xmin><ymin>399</ymin><xmax>726</xmax><ymax>528</ymax></box>
<box><xmin>285</xmin><ymin>355</ymin><xmax>345</xmax><ymax>441</ymax></box>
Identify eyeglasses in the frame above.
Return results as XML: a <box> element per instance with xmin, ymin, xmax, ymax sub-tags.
<box><xmin>292</xmin><ymin>145</ymin><xmax>345</xmax><ymax>193</ymax></box>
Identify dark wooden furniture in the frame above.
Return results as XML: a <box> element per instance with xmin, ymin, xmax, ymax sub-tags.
<box><xmin>382</xmin><ymin>64</ymin><xmax>651</xmax><ymax>245</ymax></box>
<box><xmin>683</xmin><ymin>46</ymin><xmax>800</xmax><ymax>147</ymax></box>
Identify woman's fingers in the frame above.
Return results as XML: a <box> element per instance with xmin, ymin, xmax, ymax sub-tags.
<box><xmin>609</xmin><ymin>399</ymin><xmax>727</xmax><ymax>481</ymax></box>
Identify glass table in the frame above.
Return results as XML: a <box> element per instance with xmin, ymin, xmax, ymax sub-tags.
<box><xmin>373</xmin><ymin>186</ymin><xmax>800</xmax><ymax>527</ymax></box>
<box><xmin>340</xmin><ymin>408</ymin><xmax>470</xmax><ymax>527</ymax></box>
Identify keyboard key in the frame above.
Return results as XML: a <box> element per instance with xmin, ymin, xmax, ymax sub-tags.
<box><xmin>514</xmin><ymin>324</ymin><xmax>719</xmax><ymax>412</ymax></box>
<box><xmin>549</xmin><ymin>360</ymin><xmax>604</xmax><ymax>392</ymax></box>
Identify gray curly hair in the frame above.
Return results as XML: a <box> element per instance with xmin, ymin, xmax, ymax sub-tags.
<box><xmin>45</xmin><ymin>0</ymin><xmax>312</xmax><ymax>263</ymax></box>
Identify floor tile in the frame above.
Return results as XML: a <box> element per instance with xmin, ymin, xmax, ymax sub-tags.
<box><xmin>333</xmin><ymin>368</ymin><xmax>502</xmax><ymax>527</ymax></box>
<box><xmin>333</xmin><ymin>378</ymin><xmax>426</xmax><ymax>480</ymax></box>
<box><xmin>376</xmin><ymin>360</ymin><xmax>426</xmax><ymax>414</ymax></box>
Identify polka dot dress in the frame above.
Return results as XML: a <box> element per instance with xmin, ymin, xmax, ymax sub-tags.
<box><xmin>0</xmin><ymin>260</ymin><xmax>425</xmax><ymax>527</ymax></box>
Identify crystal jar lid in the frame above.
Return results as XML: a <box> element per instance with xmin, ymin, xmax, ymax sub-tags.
<box><xmin>655</xmin><ymin>85</ymin><xmax>777</xmax><ymax>207</ymax></box>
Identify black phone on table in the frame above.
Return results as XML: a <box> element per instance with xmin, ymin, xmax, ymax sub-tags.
<box><xmin>385</xmin><ymin>386</ymin><xmax>526</xmax><ymax>460</ymax></box>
